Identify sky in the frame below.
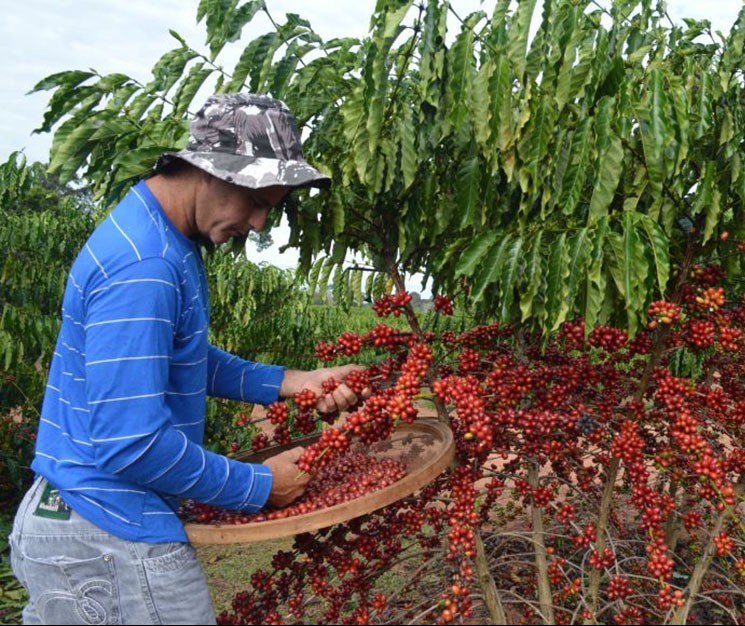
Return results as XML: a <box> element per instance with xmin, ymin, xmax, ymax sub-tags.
<box><xmin>1</xmin><ymin>0</ymin><xmax>743</xmax><ymax>270</ymax></box>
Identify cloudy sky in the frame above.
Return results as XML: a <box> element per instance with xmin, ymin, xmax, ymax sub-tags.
<box><xmin>3</xmin><ymin>0</ymin><xmax>742</xmax><ymax>165</ymax></box>
<box><xmin>1</xmin><ymin>0</ymin><xmax>742</xmax><ymax>269</ymax></box>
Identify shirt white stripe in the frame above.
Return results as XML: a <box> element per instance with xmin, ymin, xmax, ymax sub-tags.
<box><xmin>240</xmin><ymin>368</ymin><xmax>246</xmax><ymax>402</ymax></box>
<box><xmin>88</xmin><ymin>392</ymin><xmax>165</xmax><ymax>405</ymax></box>
<box><xmin>86</xmin><ymin>244</ymin><xmax>109</xmax><ymax>279</ymax></box>
<box><xmin>85</xmin><ymin>317</ymin><xmax>173</xmax><ymax>330</ymax></box>
<box><xmin>90</xmin><ymin>430</ymin><xmax>157</xmax><ymax>443</ymax></box>
<box><xmin>61</xmin><ymin>432</ymin><xmax>93</xmax><ymax>447</ymax></box>
<box><xmin>66</xmin><ymin>487</ymin><xmax>146</xmax><ymax>495</ymax></box>
<box><xmin>211</xmin><ymin>361</ymin><xmax>220</xmax><ymax>394</ymax></box>
<box><xmin>87</xmin><ymin>355</ymin><xmax>171</xmax><ymax>367</ymax></box>
<box><xmin>144</xmin><ymin>431</ymin><xmax>189</xmax><ymax>484</ymax></box>
<box><xmin>77</xmin><ymin>494</ymin><xmax>141</xmax><ymax>526</ymax></box>
<box><xmin>166</xmin><ymin>388</ymin><xmax>206</xmax><ymax>397</ymax></box>
<box><xmin>176</xmin><ymin>328</ymin><xmax>207</xmax><ymax>342</ymax></box>
<box><xmin>68</xmin><ymin>273</ymin><xmax>85</xmax><ymax>296</ymax></box>
<box><xmin>143</xmin><ymin>511</ymin><xmax>177</xmax><ymax>516</ymax></box>
<box><xmin>204</xmin><ymin>456</ymin><xmax>231</xmax><ymax>503</ymax></box>
<box><xmin>239</xmin><ymin>466</ymin><xmax>257</xmax><ymax>509</ymax></box>
<box><xmin>62</xmin><ymin>341</ymin><xmax>85</xmax><ymax>356</ymax></box>
<box><xmin>172</xmin><ymin>357</ymin><xmax>208</xmax><ymax>367</ymax></box>
<box><xmin>110</xmin><ymin>215</ymin><xmax>142</xmax><ymax>261</ymax></box>
<box><xmin>171</xmin><ymin>419</ymin><xmax>204</xmax><ymax>428</ymax></box>
<box><xmin>175</xmin><ymin>447</ymin><xmax>205</xmax><ymax>495</ymax></box>
<box><xmin>113</xmin><ymin>431</ymin><xmax>161</xmax><ymax>475</ymax></box>
<box><xmin>132</xmin><ymin>186</ymin><xmax>159</xmax><ymax>228</ymax></box>
<box><xmin>90</xmin><ymin>278</ymin><xmax>178</xmax><ymax>296</ymax></box>
<box><xmin>40</xmin><ymin>418</ymin><xmax>61</xmax><ymax>429</ymax></box>
<box><xmin>46</xmin><ymin>384</ymin><xmax>60</xmax><ymax>392</ymax></box>
<box><xmin>63</xmin><ymin>314</ymin><xmax>84</xmax><ymax>327</ymax></box>
<box><xmin>36</xmin><ymin>451</ymin><xmax>96</xmax><ymax>466</ymax></box>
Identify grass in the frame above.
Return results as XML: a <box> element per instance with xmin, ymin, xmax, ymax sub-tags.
<box><xmin>196</xmin><ymin>539</ymin><xmax>294</xmax><ymax>615</ymax></box>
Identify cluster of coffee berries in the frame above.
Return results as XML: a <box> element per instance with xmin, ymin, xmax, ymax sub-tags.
<box><xmin>434</xmin><ymin>294</ymin><xmax>454</xmax><ymax>315</ymax></box>
<box><xmin>647</xmin><ymin>300</ymin><xmax>682</xmax><ymax>328</ymax></box>
<box><xmin>372</xmin><ymin>292</ymin><xmax>413</xmax><ymax>317</ymax></box>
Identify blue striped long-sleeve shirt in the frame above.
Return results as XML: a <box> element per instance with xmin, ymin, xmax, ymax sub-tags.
<box><xmin>31</xmin><ymin>180</ymin><xmax>284</xmax><ymax>542</ymax></box>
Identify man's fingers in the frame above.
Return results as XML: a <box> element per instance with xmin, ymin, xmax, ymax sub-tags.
<box><xmin>316</xmin><ymin>383</ymin><xmax>359</xmax><ymax>413</ymax></box>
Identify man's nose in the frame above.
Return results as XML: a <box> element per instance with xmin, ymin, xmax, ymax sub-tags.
<box><xmin>248</xmin><ymin>208</ymin><xmax>270</xmax><ymax>232</ymax></box>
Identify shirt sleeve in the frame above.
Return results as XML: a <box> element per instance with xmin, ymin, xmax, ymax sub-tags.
<box><xmin>207</xmin><ymin>345</ymin><xmax>285</xmax><ymax>405</ymax></box>
<box><xmin>84</xmin><ymin>258</ymin><xmax>272</xmax><ymax>512</ymax></box>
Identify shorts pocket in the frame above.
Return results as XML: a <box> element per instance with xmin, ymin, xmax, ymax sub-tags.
<box><xmin>21</xmin><ymin>551</ymin><xmax>120</xmax><ymax>625</ymax></box>
<box><xmin>140</xmin><ymin>543</ymin><xmax>215</xmax><ymax>625</ymax></box>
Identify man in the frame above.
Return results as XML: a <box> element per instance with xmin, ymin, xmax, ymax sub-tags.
<box><xmin>10</xmin><ymin>93</ymin><xmax>361</xmax><ymax>624</ymax></box>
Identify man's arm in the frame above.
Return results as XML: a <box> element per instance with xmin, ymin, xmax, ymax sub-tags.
<box><xmin>207</xmin><ymin>347</ymin><xmax>367</xmax><ymax>413</ymax></box>
<box><xmin>84</xmin><ymin>258</ymin><xmax>274</xmax><ymax>511</ymax></box>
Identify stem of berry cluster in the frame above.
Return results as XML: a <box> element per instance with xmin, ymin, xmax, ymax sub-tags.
<box><xmin>529</xmin><ymin>463</ymin><xmax>556</xmax><ymax>625</ymax></box>
<box><xmin>474</xmin><ymin>532</ymin><xmax>508</xmax><ymax>624</ymax></box>
<box><xmin>583</xmin><ymin>457</ymin><xmax>620</xmax><ymax>624</ymax></box>
<box><xmin>669</xmin><ymin>506</ymin><xmax>730</xmax><ymax>625</ymax></box>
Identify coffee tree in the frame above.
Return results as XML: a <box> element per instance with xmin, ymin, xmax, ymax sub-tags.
<box><xmin>31</xmin><ymin>0</ymin><xmax>745</xmax><ymax>623</ymax></box>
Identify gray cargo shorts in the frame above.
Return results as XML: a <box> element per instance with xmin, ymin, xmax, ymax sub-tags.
<box><xmin>9</xmin><ymin>476</ymin><xmax>216</xmax><ymax>625</ymax></box>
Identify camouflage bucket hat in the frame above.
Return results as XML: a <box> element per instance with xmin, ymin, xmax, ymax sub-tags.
<box><xmin>156</xmin><ymin>93</ymin><xmax>331</xmax><ymax>190</ymax></box>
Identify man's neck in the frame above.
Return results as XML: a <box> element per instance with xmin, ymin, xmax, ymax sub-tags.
<box><xmin>144</xmin><ymin>174</ymin><xmax>198</xmax><ymax>238</ymax></box>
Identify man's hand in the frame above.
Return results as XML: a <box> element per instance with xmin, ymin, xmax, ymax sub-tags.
<box><xmin>263</xmin><ymin>447</ymin><xmax>310</xmax><ymax>508</ymax></box>
<box><xmin>279</xmin><ymin>364</ymin><xmax>371</xmax><ymax>413</ymax></box>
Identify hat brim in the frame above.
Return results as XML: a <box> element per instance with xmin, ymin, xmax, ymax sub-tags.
<box><xmin>156</xmin><ymin>151</ymin><xmax>332</xmax><ymax>190</ymax></box>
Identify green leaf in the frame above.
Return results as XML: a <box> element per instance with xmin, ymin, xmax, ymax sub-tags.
<box><xmin>342</xmin><ymin>85</ymin><xmax>370</xmax><ymax>185</ymax></box>
<box><xmin>472</xmin><ymin>59</ymin><xmax>494</xmax><ymax>147</ymax></box>
<box><xmin>692</xmin><ymin>160</ymin><xmax>715</xmax><ymax>218</ymax></box>
<box><xmin>702</xmin><ymin>183</ymin><xmax>723</xmax><ymax>245</ymax></box>
<box><xmin>639</xmin><ymin>69</ymin><xmax>670</xmax><ymax>196</ymax></box>
<box><xmin>112</xmin><ymin>145</ymin><xmax>172</xmax><ymax>180</ymax></box>
<box><xmin>317</xmin><ymin>257</ymin><xmax>336</xmax><ymax>300</ymax></box>
<box><xmin>585</xmin><ymin>217</ymin><xmax>608</xmax><ymax>331</ymax></box>
<box><xmin>490</xmin><ymin>56</ymin><xmax>513</xmax><ymax>154</ymax></box>
<box><xmin>227</xmin><ymin>38</ymin><xmax>262</xmax><ymax>92</ymax></box>
<box><xmin>520</xmin><ymin>230</ymin><xmax>544</xmax><ymax>321</ymax></box>
<box><xmin>29</xmin><ymin>70</ymin><xmax>95</xmax><ymax>94</ymax></box>
<box><xmin>455</xmin><ymin>232</ymin><xmax>496</xmax><ymax>278</ymax></box>
<box><xmin>307</xmin><ymin>256</ymin><xmax>325</xmax><ymax>297</ymax></box>
<box><xmin>566</xmin><ymin>227</ymin><xmax>590</xmax><ymax>307</ymax></box>
<box><xmin>351</xmin><ymin>269</ymin><xmax>364</xmax><ymax>306</ymax></box>
<box><xmin>172</xmin><ymin>63</ymin><xmax>213</xmax><ymax>116</ymax></box>
<box><xmin>48</xmin><ymin>119</ymin><xmax>99</xmax><ymax>182</ymax></box>
<box><xmin>545</xmin><ymin>233</ymin><xmax>570</xmax><ymax>331</ymax></box>
<box><xmin>448</xmin><ymin>14</ymin><xmax>480</xmax><ymax>130</ymax></box>
<box><xmin>471</xmin><ymin>234</ymin><xmax>511</xmax><ymax>305</ymax></box>
<box><xmin>398</xmin><ymin>105</ymin><xmax>418</xmax><ymax>190</ymax></box>
<box><xmin>638</xmin><ymin>214</ymin><xmax>670</xmax><ymax>295</ymax></box>
<box><xmin>622</xmin><ymin>211</ymin><xmax>646</xmax><ymax>334</ymax></box>
<box><xmin>332</xmin><ymin>265</ymin><xmax>349</xmax><ymax>310</ymax></box>
<box><xmin>331</xmin><ymin>195</ymin><xmax>345</xmax><ymax>236</ymax></box>
<box><xmin>252</xmin><ymin>32</ymin><xmax>282</xmax><ymax>92</ymax></box>
<box><xmin>506</xmin><ymin>0</ymin><xmax>539</xmax><ymax>81</ymax></box>
<box><xmin>588</xmin><ymin>97</ymin><xmax>624</xmax><ymax>223</ymax></box>
<box><xmin>557</xmin><ymin>117</ymin><xmax>592</xmax><ymax>216</ymax></box>
<box><xmin>499</xmin><ymin>237</ymin><xmax>523</xmax><ymax>321</ymax></box>
<box><xmin>456</xmin><ymin>156</ymin><xmax>481</xmax><ymax>230</ymax></box>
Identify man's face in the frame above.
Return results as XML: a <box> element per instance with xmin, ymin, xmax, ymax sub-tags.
<box><xmin>194</xmin><ymin>175</ymin><xmax>290</xmax><ymax>247</ymax></box>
